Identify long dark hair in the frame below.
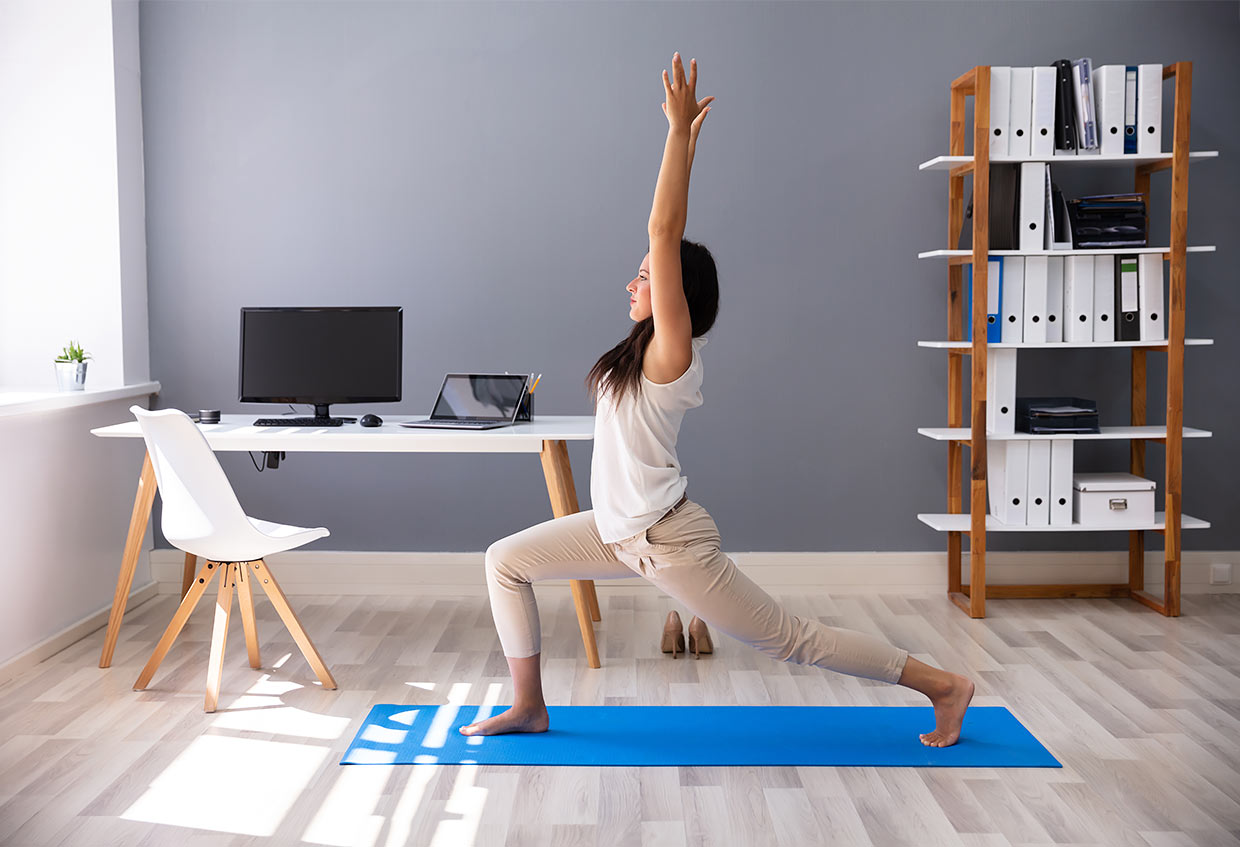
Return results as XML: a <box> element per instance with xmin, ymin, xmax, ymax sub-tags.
<box><xmin>586</xmin><ymin>238</ymin><xmax>719</xmax><ymax>406</ymax></box>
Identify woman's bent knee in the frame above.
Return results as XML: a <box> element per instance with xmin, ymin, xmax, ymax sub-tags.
<box><xmin>485</xmin><ymin>539</ymin><xmax>523</xmax><ymax>584</ymax></box>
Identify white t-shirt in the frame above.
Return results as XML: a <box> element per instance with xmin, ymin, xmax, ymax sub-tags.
<box><xmin>590</xmin><ymin>336</ymin><xmax>708</xmax><ymax>543</ymax></box>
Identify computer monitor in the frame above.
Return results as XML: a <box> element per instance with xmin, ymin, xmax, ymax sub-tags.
<box><xmin>239</xmin><ymin>306</ymin><xmax>402</xmax><ymax>421</ymax></box>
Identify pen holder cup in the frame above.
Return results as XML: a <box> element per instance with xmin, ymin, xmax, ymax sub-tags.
<box><xmin>515</xmin><ymin>390</ymin><xmax>534</xmax><ymax>422</ymax></box>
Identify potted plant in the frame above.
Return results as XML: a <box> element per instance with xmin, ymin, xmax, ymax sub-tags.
<box><xmin>54</xmin><ymin>340</ymin><xmax>92</xmax><ymax>391</ymax></box>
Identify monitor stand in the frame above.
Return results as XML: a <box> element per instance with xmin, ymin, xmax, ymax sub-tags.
<box><xmin>312</xmin><ymin>404</ymin><xmax>356</xmax><ymax>424</ymax></box>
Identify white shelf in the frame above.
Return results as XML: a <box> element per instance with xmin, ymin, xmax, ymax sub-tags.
<box><xmin>0</xmin><ymin>382</ymin><xmax>161</xmax><ymax>419</ymax></box>
<box><xmin>919</xmin><ymin>246</ymin><xmax>1215</xmax><ymax>259</ymax></box>
<box><xmin>917</xmin><ymin>426</ymin><xmax>1211</xmax><ymax>442</ymax></box>
<box><xmin>917</xmin><ymin>512</ymin><xmax>1211</xmax><ymax>533</ymax></box>
<box><xmin>918</xmin><ymin>339</ymin><xmax>1213</xmax><ymax>349</ymax></box>
<box><xmin>918</xmin><ymin>151</ymin><xmax>1219</xmax><ymax>171</ymax></box>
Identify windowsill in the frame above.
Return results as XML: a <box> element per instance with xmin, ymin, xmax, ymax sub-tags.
<box><xmin>0</xmin><ymin>382</ymin><xmax>161</xmax><ymax>418</ymax></box>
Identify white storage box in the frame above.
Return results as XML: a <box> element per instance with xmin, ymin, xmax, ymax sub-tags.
<box><xmin>1072</xmin><ymin>473</ymin><xmax>1155</xmax><ymax>526</ymax></box>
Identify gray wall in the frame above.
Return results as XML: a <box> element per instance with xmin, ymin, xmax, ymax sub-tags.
<box><xmin>139</xmin><ymin>1</ymin><xmax>1239</xmax><ymax>553</ymax></box>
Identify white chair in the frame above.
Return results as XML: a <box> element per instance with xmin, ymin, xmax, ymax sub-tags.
<box><xmin>128</xmin><ymin>406</ymin><xmax>337</xmax><ymax>711</ymax></box>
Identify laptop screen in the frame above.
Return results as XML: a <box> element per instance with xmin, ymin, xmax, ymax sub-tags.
<box><xmin>431</xmin><ymin>374</ymin><xmax>528</xmax><ymax>421</ymax></box>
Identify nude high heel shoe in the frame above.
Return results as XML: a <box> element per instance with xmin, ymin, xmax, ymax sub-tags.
<box><xmin>687</xmin><ymin>615</ymin><xmax>713</xmax><ymax>659</ymax></box>
<box><xmin>661</xmin><ymin>610</ymin><xmax>685</xmax><ymax>658</ymax></box>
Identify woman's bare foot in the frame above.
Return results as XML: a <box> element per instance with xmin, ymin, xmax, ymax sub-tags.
<box><xmin>919</xmin><ymin>673</ymin><xmax>975</xmax><ymax>747</ymax></box>
<box><xmin>458</xmin><ymin>705</ymin><xmax>549</xmax><ymax>736</ymax></box>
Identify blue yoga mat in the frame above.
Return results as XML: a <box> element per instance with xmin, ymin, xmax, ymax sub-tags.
<box><xmin>341</xmin><ymin>704</ymin><xmax>1060</xmax><ymax>768</ymax></box>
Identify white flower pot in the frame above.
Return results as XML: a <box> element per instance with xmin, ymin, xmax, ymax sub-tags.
<box><xmin>54</xmin><ymin>361</ymin><xmax>88</xmax><ymax>391</ymax></box>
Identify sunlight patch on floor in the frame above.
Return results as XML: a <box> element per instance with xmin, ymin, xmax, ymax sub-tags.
<box><xmin>300</xmin><ymin>764</ymin><xmax>392</xmax><ymax>847</ymax></box>
<box><xmin>430</xmin><ymin>765</ymin><xmax>487</xmax><ymax>847</ymax></box>
<box><xmin>382</xmin><ymin>764</ymin><xmax>438</xmax><ymax>846</ymax></box>
<box><xmin>121</xmin><ymin>735</ymin><xmax>328</xmax><ymax>836</ymax></box>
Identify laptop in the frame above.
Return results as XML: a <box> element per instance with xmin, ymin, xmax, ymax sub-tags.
<box><xmin>399</xmin><ymin>373</ymin><xmax>529</xmax><ymax>430</ymax></box>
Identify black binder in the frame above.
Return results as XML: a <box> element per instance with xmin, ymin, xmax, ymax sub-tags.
<box><xmin>1115</xmin><ymin>254</ymin><xmax>1142</xmax><ymax>340</ymax></box>
<box><xmin>959</xmin><ymin>164</ymin><xmax>1020</xmax><ymax>251</ymax></box>
<box><xmin>1017</xmin><ymin>396</ymin><xmax>1101</xmax><ymax>435</ymax></box>
<box><xmin>1053</xmin><ymin>59</ymin><xmax>1078</xmax><ymax>152</ymax></box>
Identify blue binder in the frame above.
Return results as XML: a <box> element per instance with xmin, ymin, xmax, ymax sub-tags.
<box><xmin>965</xmin><ymin>258</ymin><xmax>1003</xmax><ymax>343</ymax></box>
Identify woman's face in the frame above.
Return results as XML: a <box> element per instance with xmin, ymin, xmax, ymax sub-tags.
<box><xmin>626</xmin><ymin>252</ymin><xmax>652</xmax><ymax>322</ymax></box>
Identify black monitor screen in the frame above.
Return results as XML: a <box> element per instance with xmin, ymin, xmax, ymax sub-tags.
<box><xmin>239</xmin><ymin>307</ymin><xmax>402</xmax><ymax>404</ymax></box>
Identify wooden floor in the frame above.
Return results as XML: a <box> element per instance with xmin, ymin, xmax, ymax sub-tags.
<box><xmin>1</xmin><ymin>587</ymin><xmax>1238</xmax><ymax>847</ymax></box>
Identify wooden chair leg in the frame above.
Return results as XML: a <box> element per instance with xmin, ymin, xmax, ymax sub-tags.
<box><xmin>247</xmin><ymin>560</ymin><xmax>336</xmax><ymax>689</ymax></box>
<box><xmin>236</xmin><ymin>560</ymin><xmax>261</xmax><ymax>669</ymax></box>
<box><xmin>181</xmin><ymin>553</ymin><xmax>198</xmax><ymax>598</ymax></box>
<box><xmin>134</xmin><ymin>559</ymin><xmax>220</xmax><ymax>690</ymax></box>
<box><xmin>205</xmin><ymin>564</ymin><xmax>237</xmax><ymax>712</ymax></box>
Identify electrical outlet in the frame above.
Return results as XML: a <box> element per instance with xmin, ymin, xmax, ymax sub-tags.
<box><xmin>1209</xmin><ymin>563</ymin><xmax>1233</xmax><ymax>585</ymax></box>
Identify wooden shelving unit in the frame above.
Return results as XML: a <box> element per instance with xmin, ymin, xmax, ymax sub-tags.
<box><xmin>921</xmin><ymin>63</ymin><xmax>1214</xmax><ymax>618</ymax></box>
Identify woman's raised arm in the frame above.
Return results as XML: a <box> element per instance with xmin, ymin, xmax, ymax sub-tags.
<box><xmin>644</xmin><ymin>54</ymin><xmax>713</xmax><ymax>383</ymax></box>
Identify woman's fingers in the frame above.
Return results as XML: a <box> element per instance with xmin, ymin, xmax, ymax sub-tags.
<box><xmin>691</xmin><ymin>106</ymin><xmax>710</xmax><ymax>133</ymax></box>
<box><xmin>663</xmin><ymin>53</ymin><xmax>709</xmax><ymax>131</ymax></box>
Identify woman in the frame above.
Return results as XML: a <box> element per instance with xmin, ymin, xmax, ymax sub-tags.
<box><xmin>461</xmin><ymin>53</ymin><xmax>974</xmax><ymax>747</ymax></box>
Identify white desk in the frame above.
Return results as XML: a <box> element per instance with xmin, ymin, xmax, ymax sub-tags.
<box><xmin>91</xmin><ymin>414</ymin><xmax>604</xmax><ymax>668</ymax></box>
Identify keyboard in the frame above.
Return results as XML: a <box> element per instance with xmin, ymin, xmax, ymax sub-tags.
<box><xmin>400</xmin><ymin>419</ymin><xmax>506</xmax><ymax>429</ymax></box>
<box><xmin>254</xmin><ymin>417</ymin><xmax>345</xmax><ymax>427</ymax></box>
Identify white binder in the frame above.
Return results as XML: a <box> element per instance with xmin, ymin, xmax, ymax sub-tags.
<box><xmin>986</xmin><ymin>438</ymin><xmax>1004</xmax><ymax>519</ymax></box>
<box><xmin>1023</xmin><ymin>256</ymin><xmax>1049</xmax><ymax>344</ymax></box>
<box><xmin>1071</xmin><ymin>58</ymin><xmax>1099</xmax><ymax>153</ymax></box>
<box><xmin>1093</xmin><ymin>64</ymin><xmax>1126</xmax><ymax>156</ymax></box>
<box><xmin>1008</xmin><ymin>67</ymin><xmax>1034</xmax><ymax>158</ymax></box>
<box><xmin>1064</xmin><ymin>255</ymin><xmax>1095</xmax><ymax>343</ymax></box>
<box><xmin>1046</xmin><ymin>256</ymin><xmax>1065</xmax><ymax>342</ymax></box>
<box><xmin>986</xmin><ymin>347</ymin><xmax>1017</xmax><ymax>435</ymax></box>
<box><xmin>1026</xmin><ymin>440</ymin><xmax>1052</xmax><ymax>526</ymax></box>
<box><xmin>1018</xmin><ymin>162</ymin><xmax>1047</xmax><ymax>251</ymax></box>
<box><xmin>1139</xmin><ymin>252</ymin><xmax>1165</xmax><ymax>341</ymax></box>
<box><xmin>1030</xmin><ymin>66</ymin><xmax>1057</xmax><ymax>158</ymax></box>
<box><xmin>1049</xmin><ymin>439</ymin><xmax>1074</xmax><ymax>526</ymax></box>
<box><xmin>1093</xmin><ymin>254</ymin><xmax>1115</xmax><ymax>342</ymax></box>
<box><xmin>1000</xmin><ymin>257</ymin><xmax>1025</xmax><ymax>343</ymax></box>
<box><xmin>989</xmin><ymin>66</ymin><xmax>1012</xmax><ymax>158</ymax></box>
<box><xmin>987</xmin><ymin>439</ymin><xmax>1029</xmax><ymax>526</ymax></box>
<box><xmin>1137</xmin><ymin>63</ymin><xmax>1163</xmax><ymax>155</ymax></box>
<box><xmin>1043</xmin><ymin>165</ymin><xmax>1054</xmax><ymax>249</ymax></box>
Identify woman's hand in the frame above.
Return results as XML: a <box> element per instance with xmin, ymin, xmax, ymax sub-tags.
<box><xmin>662</xmin><ymin>53</ymin><xmax>714</xmax><ymax>139</ymax></box>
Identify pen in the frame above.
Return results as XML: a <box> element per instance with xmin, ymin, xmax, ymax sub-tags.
<box><xmin>530</xmin><ymin>374</ymin><xmax>542</xmax><ymax>392</ymax></box>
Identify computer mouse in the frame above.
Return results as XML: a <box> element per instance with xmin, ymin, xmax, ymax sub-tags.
<box><xmin>359</xmin><ymin>413</ymin><xmax>383</xmax><ymax>427</ymax></box>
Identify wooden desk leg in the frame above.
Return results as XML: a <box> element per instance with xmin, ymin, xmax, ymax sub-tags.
<box><xmin>182</xmin><ymin>553</ymin><xmax>198</xmax><ymax>598</ymax></box>
<box><xmin>539</xmin><ymin>439</ymin><xmax>602</xmax><ymax>669</ymax></box>
<box><xmin>100</xmin><ymin>450</ymin><xmax>158</xmax><ymax>668</ymax></box>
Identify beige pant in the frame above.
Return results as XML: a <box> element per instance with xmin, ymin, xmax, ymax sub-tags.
<box><xmin>484</xmin><ymin>498</ymin><xmax>909</xmax><ymax>685</ymax></box>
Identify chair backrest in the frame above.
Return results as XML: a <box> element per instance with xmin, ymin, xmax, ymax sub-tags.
<box><xmin>130</xmin><ymin>406</ymin><xmax>253</xmax><ymax>554</ymax></box>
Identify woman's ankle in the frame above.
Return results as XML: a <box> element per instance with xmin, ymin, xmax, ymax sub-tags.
<box><xmin>897</xmin><ymin>656</ymin><xmax>955</xmax><ymax>699</ymax></box>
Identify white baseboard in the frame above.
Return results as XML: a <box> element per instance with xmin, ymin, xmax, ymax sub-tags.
<box><xmin>149</xmin><ymin>549</ymin><xmax>1239</xmax><ymax>596</ymax></box>
<box><xmin>0</xmin><ymin>581</ymin><xmax>160</xmax><ymax>685</ymax></box>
